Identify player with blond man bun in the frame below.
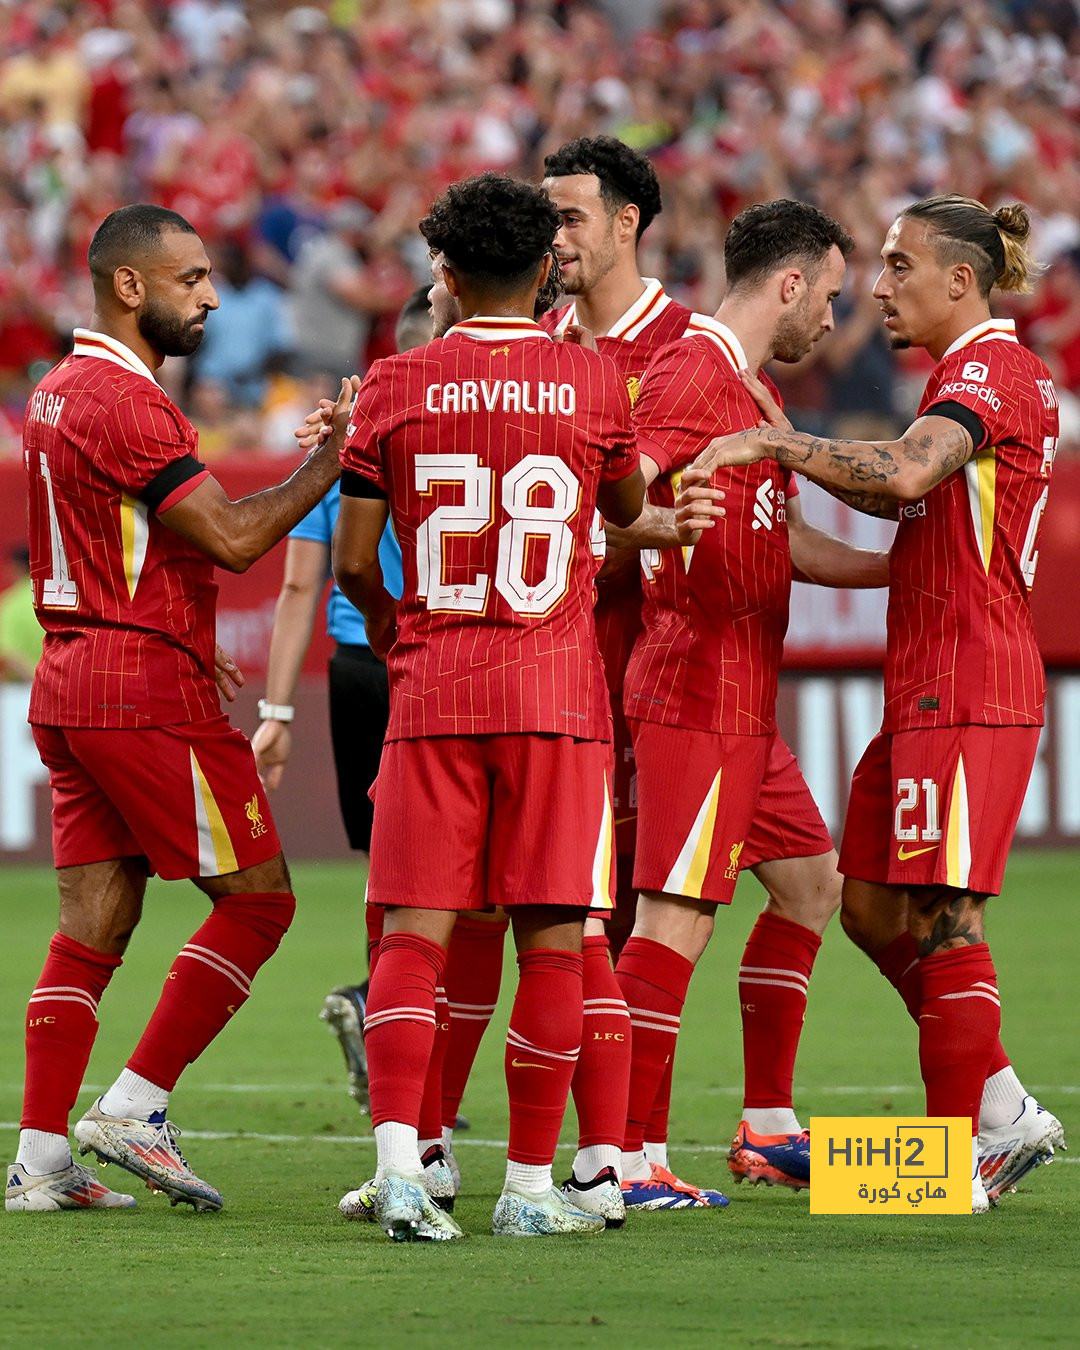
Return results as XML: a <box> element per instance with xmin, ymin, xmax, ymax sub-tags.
<box><xmin>686</xmin><ymin>195</ymin><xmax>1065</xmax><ymax>1213</ymax></box>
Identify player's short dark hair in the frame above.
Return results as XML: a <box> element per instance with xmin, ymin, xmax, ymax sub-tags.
<box><xmin>395</xmin><ymin>285</ymin><xmax>433</xmax><ymax>350</ymax></box>
<box><xmin>419</xmin><ymin>173</ymin><xmax>560</xmax><ymax>290</ymax></box>
<box><xmin>543</xmin><ymin>136</ymin><xmax>662</xmax><ymax>240</ymax></box>
<box><xmin>901</xmin><ymin>195</ymin><xmax>1039</xmax><ymax>296</ymax></box>
<box><xmin>87</xmin><ymin>204</ymin><xmax>199</xmax><ymax>288</ymax></box>
<box><xmin>724</xmin><ymin>200</ymin><xmax>854</xmax><ymax>291</ymax></box>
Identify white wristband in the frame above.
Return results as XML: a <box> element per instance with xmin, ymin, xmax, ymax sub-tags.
<box><xmin>257</xmin><ymin>700</ymin><xmax>295</xmax><ymax>723</ymax></box>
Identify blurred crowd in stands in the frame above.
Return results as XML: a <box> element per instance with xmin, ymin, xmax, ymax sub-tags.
<box><xmin>0</xmin><ymin>0</ymin><xmax>1077</xmax><ymax>459</ymax></box>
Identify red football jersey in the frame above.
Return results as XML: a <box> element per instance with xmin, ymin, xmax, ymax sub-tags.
<box><xmin>543</xmin><ymin>280</ymin><xmax>692</xmax><ymax>690</ymax></box>
<box><xmin>25</xmin><ymin>329</ymin><xmax>218</xmax><ymax>728</ymax></box>
<box><xmin>884</xmin><ymin>318</ymin><xmax>1060</xmax><ymax>730</ymax></box>
<box><xmin>340</xmin><ymin>315</ymin><xmax>639</xmax><ymax>742</ymax></box>
<box><xmin>624</xmin><ymin>315</ymin><xmax>796</xmax><ymax>736</ymax></box>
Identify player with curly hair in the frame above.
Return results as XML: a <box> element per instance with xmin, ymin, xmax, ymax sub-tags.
<box><xmin>332</xmin><ymin>173</ymin><xmax>645</xmax><ymax>1241</ymax></box>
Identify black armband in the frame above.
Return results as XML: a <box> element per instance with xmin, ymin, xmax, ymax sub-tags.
<box><xmin>924</xmin><ymin>400</ymin><xmax>987</xmax><ymax>453</ymax></box>
<box><xmin>340</xmin><ymin>469</ymin><xmax>388</xmax><ymax>500</ymax></box>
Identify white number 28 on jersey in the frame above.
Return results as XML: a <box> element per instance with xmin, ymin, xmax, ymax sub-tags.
<box><xmin>414</xmin><ymin>452</ymin><xmax>581</xmax><ymax>617</ymax></box>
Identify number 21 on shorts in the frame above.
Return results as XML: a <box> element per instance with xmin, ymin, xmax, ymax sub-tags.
<box><xmin>894</xmin><ymin>777</ymin><xmax>942</xmax><ymax>859</ymax></box>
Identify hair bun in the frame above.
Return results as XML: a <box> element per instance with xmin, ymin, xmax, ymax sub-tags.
<box><xmin>993</xmin><ymin>203</ymin><xmax>1031</xmax><ymax>240</ymax></box>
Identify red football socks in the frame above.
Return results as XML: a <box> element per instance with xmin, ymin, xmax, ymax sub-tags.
<box><xmin>21</xmin><ymin>932</ymin><xmax>122</xmax><ymax>1134</ymax></box>
<box><xmin>739</xmin><ymin>912</ymin><xmax>821</xmax><ymax>1109</ymax></box>
<box><xmin>874</xmin><ymin>931</ymin><xmax>1012</xmax><ymax>1087</ymax></box>
<box><xmin>127</xmin><ymin>891</ymin><xmax>295</xmax><ymax>1091</ymax></box>
<box><xmin>615</xmin><ymin>937</ymin><xmax>694</xmax><ymax>1153</ymax></box>
<box><xmin>417</xmin><ymin>981</ymin><xmax>450</xmax><ymax>1142</ymax></box>
<box><xmin>570</xmin><ymin>933</ymin><xmax>632</xmax><ymax>1149</ymax></box>
<box><xmin>505</xmin><ymin>948</ymin><xmax>583</xmax><ymax>1165</ymax></box>
<box><xmin>365</xmin><ymin>931</ymin><xmax>446</xmax><ymax>1128</ymax></box>
<box><xmin>441</xmin><ymin>914</ymin><xmax>509</xmax><ymax>1128</ymax></box>
<box><xmin>919</xmin><ymin>943</ymin><xmax>1000</xmax><ymax>1132</ymax></box>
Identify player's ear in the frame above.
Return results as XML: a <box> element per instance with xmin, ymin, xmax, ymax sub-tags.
<box><xmin>537</xmin><ymin>251</ymin><xmax>553</xmax><ymax>290</ymax></box>
<box><xmin>949</xmin><ymin>262</ymin><xmax>976</xmax><ymax>300</ymax></box>
<box><xmin>616</xmin><ymin>202</ymin><xmax>639</xmax><ymax>245</ymax></box>
<box><xmin>113</xmin><ymin>265</ymin><xmax>144</xmax><ymax>311</ymax></box>
<box><xmin>780</xmin><ymin>269</ymin><xmax>803</xmax><ymax>305</ymax></box>
<box><xmin>441</xmin><ymin>264</ymin><xmax>462</xmax><ymax>300</ymax></box>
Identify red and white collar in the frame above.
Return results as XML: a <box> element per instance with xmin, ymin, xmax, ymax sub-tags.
<box><xmin>942</xmin><ymin>318</ymin><xmax>1018</xmax><ymax>359</ymax></box>
<box><xmin>445</xmin><ymin>316</ymin><xmax>551</xmax><ymax>343</ymax></box>
<box><xmin>682</xmin><ymin>313</ymin><xmax>749</xmax><ymax>373</ymax></box>
<box><xmin>72</xmin><ymin>328</ymin><xmax>159</xmax><ymax>385</ymax></box>
<box><xmin>554</xmin><ymin>278</ymin><xmax>672</xmax><ymax>341</ymax></box>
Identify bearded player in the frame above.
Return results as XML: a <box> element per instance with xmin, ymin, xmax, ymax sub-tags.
<box><xmin>686</xmin><ymin>195</ymin><xmax>1064</xmax><ymax>1211</ymax></box>
<box><xmin>614</xmin><ymin>200</ymin><xmax>894</xmax><ymax>1206</ymax></box>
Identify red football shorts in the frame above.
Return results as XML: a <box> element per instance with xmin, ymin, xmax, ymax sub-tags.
<box><xmin>630</xmin><ymin>719</ymin><xmax>771</xmax><ymax>905</ymax></box>
<box><xmin>839</xmin><ymin>725</ymin><xmax>1039</xmax><ymax>895</ymax></box>
<box><xmin>740</xmin><ymin>734</ymin><xmax>834</xmax><ymax>869</ymax></box>
<box><xmin>33</xmin><ymin>715</ymin><xmax>281</xmax><ymax>880</ymax></box>
<box><xmin>367</xmin><ymin>733</ymin><xmax>614</xmax><ymax>911</ymax></box>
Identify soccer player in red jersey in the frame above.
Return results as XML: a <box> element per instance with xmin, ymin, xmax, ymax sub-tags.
<box><xmin>8</xmin><ymin>204</ymin><xmax>357</xmax><ymax>1214</ymax></box>
<box><xmin>615</xmin><ymin>200</ymin><xmax>893</xmax><ymax>1207</ymax></box>
<box><xmin>688</xmin><ymin>195</ymin><xmax>1065</xmax><ymax>1211</ymax></box>
<box><xmin>332</xmin><ymin>173</ymin><xmax>644</xmax><ymax>1240</ymax></box>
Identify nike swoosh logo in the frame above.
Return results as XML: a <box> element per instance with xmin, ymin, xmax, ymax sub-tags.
<box><xmin>896</xmin><ymin>843</ymin><xmax>940</xmax><ymax>861</ymax></box>
<box><xmin>510</xmin><ymin>1059</ymin><xmax>555</xmax><ymax>1071</ymax></box>
<box><xmin>614</xmin><ymin>815</ymin><xmax>636</xmax><ymax>825</ymax></box>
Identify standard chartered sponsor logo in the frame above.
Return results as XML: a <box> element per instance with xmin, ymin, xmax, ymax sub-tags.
<box><xmin>751</xmin><ymin>479</ymin><xmax>786</xmax><ymax>530</ymax></box>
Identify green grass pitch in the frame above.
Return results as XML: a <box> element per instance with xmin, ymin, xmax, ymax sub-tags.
<box><xmin>2</xmin><ymin>852</ymin><xmax>1078</xmax><ymax>1349</ymax></box>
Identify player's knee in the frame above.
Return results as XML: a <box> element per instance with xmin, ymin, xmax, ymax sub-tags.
<box><xmin>215</xmin><ymin>891</ymin><xmax>297</xmax><ymax>947</ymax></box>
<box><xmin>839</xmin><ymin>895</ymin><xmax>878</xmax><ymax>954</ymax></box>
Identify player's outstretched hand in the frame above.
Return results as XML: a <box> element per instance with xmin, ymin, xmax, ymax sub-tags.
<box><xmin>560</xmin><ymin>323</ymin><xmax>597</xmax><ymax>351</ymax></box>
<box><xmin>252</xmin><ymin>719</ymin><xmax>291</xmax><ymax>792</ymax></box>
<box><xmin>215</xmin><ymin>644</ymin><xmax>244</xmax><ymax>702</ymax></box>
<box><xmin>294</xmin><ymin>375</ymin><xmax>363</xmax><ymax>452</ymax></box>
<box><xmin>690</xmin><ymin>428</ymin><xmax>771</xmax><ymax>478</ymax></box>
<box><xmin>674</xmin><ymin>467</ymin><xmax>726</xmax><ymax>545</ymax></box>
<box><xmin>739</xmin><ymin>368</ymin><xmax>792</xmax><ymax>430</ymax></box>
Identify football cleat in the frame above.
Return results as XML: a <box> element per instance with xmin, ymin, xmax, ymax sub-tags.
<box><xmin>73</xmin><ymin>1099</ymin><xmax>222</xmax><ymax>1212</ymax></box>
<box><xmin>979</xmin><ymin>1096</ymin><xmax>1066</xmax><ymax>1203</ymax></box>
<box><xmin>972</xmin><ymin>1169</ymin><xmax>990</xmax><ymax>1214</ymax></box>
<box><xmin>373</xmin><ymin>1170</ymin><xmax>463</xmax><ymax>1242</ymax></box>
<box><xmin>320</xmin><ymin>985</ymin><xmax>369</xmax><ymax>1113</ymax></box>
<box><xmin>728</xmin><ymin>1121</ymin><xmax>811</xmax><ymax>1191</ymax></box>
<box><xmin>561</xmin><ymin>1167</ymin><xmax>626</xmax><ymax>1228</ymax></box>
<box><xmin>421</xmin><ymin>1144</ymin><xmax>456</xmax><ymax>1212</ymax></box>
<box><xmin>338</xmin><ymin>1177</ymin><xmax>378</xmax><ymax>1221</ymax></box>
<box><xmin>492</xmin><ymin>1183</ymin><xmax>606</xmax><ymax>1236</ymax></box>
<box><xmin>621</xmin><ymin>1162</ymin><xmax>729</xmax><ymax>1210</ymax></box>
<box><xmin>6</xmin><ymin>1160</ymin><xmax>137</xmax><ymax>1213</ymax></box>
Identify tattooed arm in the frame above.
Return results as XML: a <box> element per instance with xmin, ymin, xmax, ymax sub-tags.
<box><xmin>690</xmin><ymin>414</ymin><xmax>975</xmax><ymax>503</ymax></box>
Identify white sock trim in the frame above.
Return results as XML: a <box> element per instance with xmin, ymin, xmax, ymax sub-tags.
<box><xmin>15</xmin><ymin>1129</ymin><xmax>72</xmax><ymax>1176</ymax></box>
<box><xmin>504</xmin><ymin>1160</ymin><xmax>552</xmax><ymax>1196</ymax></box>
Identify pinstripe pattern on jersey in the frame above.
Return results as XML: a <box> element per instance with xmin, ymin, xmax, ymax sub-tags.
<box><xmin>341</xmin><ymin>319</ymin><xmax>638</xmax><ymax>741</ymax></box>
<box><xmin>551</xmin><ymin>278</ymin><xmax>673</xmax><ymax>341</ymax></box>
<box><xmin>624</xmin><ymin>318</ymin><xmax>793</xmax><ymax>736</ymax></box>
<box><xmin>884</xmin><ymin>321</ymin><xmax>1059</xmax><ymax>731</ymax></box>
<box><xmin>26</xmin><ymin>329</ymin><xmax>220</xmax><ymax>729</ymax></box>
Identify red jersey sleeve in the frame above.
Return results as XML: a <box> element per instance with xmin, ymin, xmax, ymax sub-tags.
<box><xmin>598</xmin><ymin>360</ymin><xmax>638</xmax><ymax>481</ymax></box>
<box><xmin>340</xmin><ymin>364</ymin><xmax>387</xmax><ymax>494</ymax></box>
<box><xmin>632</xmin><ymin>341</ymin><xmax>739</xmax><ymax>473</ymax></box>
<box><xmin>106</xmin><ymin>386</ymin><xmax>200</xmax><ymax>501</ymax></box>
